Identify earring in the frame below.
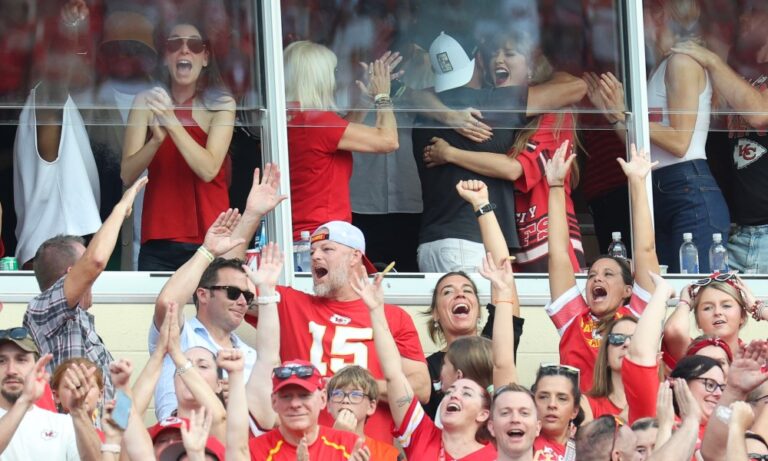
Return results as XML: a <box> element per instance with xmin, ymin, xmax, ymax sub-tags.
<box><xmin>433</xmin><ymin>320</ymin><xmax>440</xmax><ymax>330</ymax></box>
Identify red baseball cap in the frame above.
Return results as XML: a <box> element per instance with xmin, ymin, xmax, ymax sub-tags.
<box><xmin>272</xmin><ymin>360</ymin><xmax>324</xmax><ymax>393</ymax></box>
<box><xmin>159</xmin><ymin>437</ymin><xmax>225</xmax><ymax>461</ymax></box>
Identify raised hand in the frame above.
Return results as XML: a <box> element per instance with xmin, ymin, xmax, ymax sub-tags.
<box><xmin>181</xmin><ymin>407</ymin><xmax>213</xmax><ymax>455</ymax></box>
<box><xmin>243</xmin><ymin>163</ymin><xmax>287</xmax><ymax>217</ymax></box>
<box><xmin>349</xmin><ymin>266</ymin><xmax>385</xmax><ymax>312</ymax></box>
<box><xmin>109</xmin><ymin>359</ymin><xmax>133</xmax><ymax>391</ymax></box>
<box><xmin>478</xmin><ymin>251</ymin><xmax>515</xmax><ymax>299</ymax></box>
<box><xmin>544</xmin><ymin>139</ymin><xmax>574</xmax><ymax>187</ymax></box>
<box><xmin>21</xmin><ymin>354</ymin><xmax>53</xmax><ymax>404</ymax></box>
<box><xmin>617</xmin><ymin>144</ymin><xmax>657</xmax><ymax>181</ymax></box>
<box><xmin>216</xmin><ymin>348</ymin><xmax>244</xmax><ymax>374</ymax></box>
<box><xmin>732</xmin><ymin>275</ymin><xmax>758</xmax><ymax>312</ymax></box>
<box><xmin>333</xmin><ymin>407</ymin><xmax>359</xmax><ymax>433</ymax></box>
<box><xmin>583</xmin><ymin>72</ymin><xmax>609</xmax><ymax>112</ymax></box>
<box><xmin>423</xmin><ymin>137</ymin><xmax>452</xmax><ymax>168</ymax></box>
<box><xmin>166</xmin><ymin>302</ymin><xmax>184</xmax><ymax>362</ymax></box>
<box><xmin>655</xmin><ymin>380</ymin><xmax>675</xmax><ymax>429</ymax></box>
<box><xmin>648</xmin><ymin>271</ymin><xmax>675</xmax><ymax>299</ymax></box>
<box><xmin>356</xmin><ymin>50</ymin><xmax>404</xmax><ymax>96</ymax></box>
<box><xmin>62</xmin><ymin>362</ymin><xmax>97</xmax><ymax>411</ymax></box>
<box><xmin>597</xmin><ymin>72</ymin><xmax>626</xmax><ymax>121</ymax></box>
<box><xmin>117</xmin><ymin>176</ymin><xmax>149</xmax><ymax>218</ymax></box>
<box><xmin>672</xmin><ymin>378</ymin><xmax>702</xmax><ymax>424</ymax></box>
<box><xmin>350</xmin><ymin>437</ymin><xmax>371</xmax><ymax>461</ymax></box>
<box><xmin>145</xmin><ymin>87</ymin><xmax>179</xmax><ymax>127</ymax></box>
<box><xmin>243</xmin><ymin>242</ymin><xmax>284</xmax><ymax>288</ymax></box>
<box><xmin>203</xmin><ymin>208</ymin><xmax>245</xmax><ymax>257</ymax></box>
<box><xmin>728</xmin><ymin>340</ymin><xmax>768</xmax><ymax>396</ymax></box>
<box><xmin>455</xmin><ymin>179</ymin><xmax>490</xmax><ymax>209</ymax></box>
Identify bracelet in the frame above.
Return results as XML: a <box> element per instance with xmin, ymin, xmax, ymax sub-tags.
<box><xmin>549</xmin><ymin>184</ymin><xmax>564</xmax><ymax>188</ymax></box>
<box><xmin>197</xmin><ymin>246</ymin><xmax>215</xmax><ymax>262</ymax></box>
<box><xmin>474</xmin><ymin>202</ymin><xmax>497</xmax><ymax>217</ymax></box>
<box><xmin>257</xmin><ymin>293</ymin><xmax>281</xmax><ymax>305</ymax></box>
<box><xmin>374</xmin><ymin>93</ymin><xmax>390</xmax><ymax>103</ymax></box>
<box><xmin>677</xmin><ymin>299</ymin><xmax>691</xmax><ymax>309</ymax></box>
<box><xmin>175</xmin><ymin>360</ymin><xmax>193</xmax><ymax>376</ymax></box>
<box><xmin>752</xmin><ymin>300</ymin><xmax>766</xmax><ymax>321</ymax></box>
<box><xmin>101</xmin><ymin>444</ymin><xmax>121</xmax><ymax>454</ymax></box>
<box><xmin>374</xmin><ymin>99</ymin><xmax>393</xmax><ymax>109</ymax></box>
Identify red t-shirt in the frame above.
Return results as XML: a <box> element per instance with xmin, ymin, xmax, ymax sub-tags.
<box><xmin>512</xmin><ymin>113</ymin><xmax>584</xmax><ymax>273</ymax></box>
<box><xmin>585</xmin><ymin>358</ymin><xmax>659</xmax><ymax>423</ymax></box>
<box><xmin>249</xmin><ymin>426</ymin><xmax>359</xmax><ymax>461</ymax></box>
<box><xmin>533</xmin><ymin>435</ymin><xmax>567</xmax><ymax>461</ymax></box>
<box><xmin>142</xmin><ymin>102</ymin><xmax>230</xmax><ymax>244</ymax></box>
<box><xmin>246</xmin><ymin>286</ymin><xmax>426</xmax><ymax>442</ymax></box>
<box><xmin>287</xmin><ymin>108</ymin><xmax>352</xmax><ymax>240</ymax></box>
<box><xmin>394</xmin><ymin>399</ymin><xmax>497</xmax><ymax>460</ymax></box>
<box><xmin>545</xmin><ymin>284</ymin><xmax>650</xmax><ymax>392</ymax></box>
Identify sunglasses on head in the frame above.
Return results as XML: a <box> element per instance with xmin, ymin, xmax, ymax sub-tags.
<box><xmin>0</xmin><ymin>327</ymin><xmax>30</xmax><ymax>340</ymax></box>
<box><xmin>607</xmin><ymin>333</ymin><xmax>633</xmax><ymax>346</ymax></box>
<box><xmin>205</xmin><ymin>286</ymin><xmax>254</xmax><ymax>304</ymax></box>
<box><xmin>273</xmin><ymin>365</ymin><xmax>316</xmax><ymax>380</ymax></box>
<box><xmin>539</xmin><ymin>363</ymin><xmax>580</xmax><ymax>380</ymax></box>
<box><xmin>165</xmin><ymin>36</ymin><xmax>206</xmax><ymax>54</ymax></box>
<box><xmin>749</xmin><ymin>455</ymin><xmax>768</xmax><ymax>461</ymax></box>
<box><xmin>690</xmin><ymin>272</ymin><xmax>738</xmax><ymax>298</ymax></box>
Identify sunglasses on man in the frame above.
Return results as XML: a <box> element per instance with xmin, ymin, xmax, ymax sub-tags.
<box><xmin>205</xmin><ymin>286</ymin><xmax>255</xmax><ymax>304</ymax></box>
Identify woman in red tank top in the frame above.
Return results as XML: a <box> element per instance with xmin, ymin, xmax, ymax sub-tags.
<box><xmin>122</xmin><ymin>22</ymin><xmax>234</xmax><ymax>271</ymax></box>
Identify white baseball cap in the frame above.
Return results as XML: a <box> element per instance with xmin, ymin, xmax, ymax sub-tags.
<box><xmin>311</xmin><ymin>221</ymin><xmax>377</xmax><ymax>274</ymax></box>
<box><xmin>429</xmin><ymin>31</ymin><xmax>476</xmax><ymax>93</ymax></box>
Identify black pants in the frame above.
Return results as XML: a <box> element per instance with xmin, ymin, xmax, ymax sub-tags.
<box><xmin>587</xmin><ymin>183</ymin><xmax>633</xmax><ymax>258</ymax></box>
<box><xmin>139</xmin><ymin>240</ymin><xmax>199</xmax><ymax>271</ymax></box>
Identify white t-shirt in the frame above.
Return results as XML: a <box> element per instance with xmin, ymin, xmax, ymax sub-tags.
<box><xmin>0</xmin><ymin>406</ymin><xmax>79</xmax><ymax>461</ymax></box>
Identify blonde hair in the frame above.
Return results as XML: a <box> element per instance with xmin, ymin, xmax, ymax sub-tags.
<box><xmin>283</xmin><ymin>40</ymin><xmax>337</xmax><ymax>110</ymax></box>
<box><xmin>692</xmin><ymin>281</ymin><xmax>748</xmax><ymax>328</ymax></box>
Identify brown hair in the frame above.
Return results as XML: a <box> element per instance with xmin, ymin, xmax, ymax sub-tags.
<box><xmin>326</xmin><ymin>365</ymin><xmax>378</xmax><ymax>401</ymax></box>
<box><xmin>445</xmin><ymin>336</ymin><xmax>493</xmax><ymax>392</ymax></box>
<box><xmin>423</xmin><ymin>272</ymin><xmax>481</xmax><ymax>345</ymax></box>
<box><xmin>33</xmin><ymin>235</ymin><xmax>86</xmax><ymax>291</ymax></box>
<box><xmin>193</xmin><ymin>258</ymin><xmax>246</xmax><ymax>308</ymax></box>
<box><xmin>51</xmin><ymin>357</ymin><xmax>104</xmax><ymax>393</ymax></box>
<box><xmin>492</xmin><ymin>382</ymin><xmax>536</xmax><ymax>415</ymax></box>
<box><xmin>589</xmin><ymin>316</ymin><xmax>638</xmax><ymax>398</ymax></box>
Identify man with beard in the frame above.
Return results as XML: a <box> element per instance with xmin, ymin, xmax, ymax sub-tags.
<box><xmin>0</xmin><ymin>329</ymin><xmax>100</xmax><ymax>461</ymax></box>
<box><xmin>672</xmin><ymin>0</ymin><xmax>768</xmax><ymax>273</ymax></box>
<box><xmin>243</xmin><ymin>220</ymin><xmax>429</xmax><ymax>443</ymax></box>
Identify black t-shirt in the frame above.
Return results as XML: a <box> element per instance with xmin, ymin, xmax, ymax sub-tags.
<box><xmin>730</xmin><ymin>68</ymin><xmax>768</xmax><ymax>225</ymax></box>
<box><xmin>412</xmin><ymin>85</ymin><xmax>528</xmax><ymax>247</ymax></box>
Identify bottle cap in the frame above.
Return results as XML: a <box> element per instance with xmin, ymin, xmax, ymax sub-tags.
<box><xmin>712</xmin><ymin>233</ymin><xmax>721</xmax><ymax>241</ymax></box>
<box><xmin>612</xmin><ymin>232</ymin><xmax>621</xmax><ymax>240</ymax></box>
<box><xmin>300</xmin><ymin>230</ymin><xmax>311</xmax><ymax>240</ymax></box>
<box><xmin>683</xmin><ymin>232</ymin><xmax>693</xmax><ymax>240</ymax></box>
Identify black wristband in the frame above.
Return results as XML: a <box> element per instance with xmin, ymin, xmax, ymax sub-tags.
<box><xmin>475</xmin><ymin>202</ymin><xmax>497</xmax><ymax>217</ymax></box>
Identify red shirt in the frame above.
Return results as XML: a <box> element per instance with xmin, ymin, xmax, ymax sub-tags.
<box><xmin>287</xmin><ymin>108</ymin><xmax>352</xmax><ymax>240</ymax></box>
<box><xmin>585</xmin><ymin>358</ymin><xmax>659</xmax><ymax>423</ymax></box>
<box><xmin>512</xmin><ymin>113</ymin><xmax>584</xmax><ymax>273</ymax></box>
<box><xmin>142</xmin><ymin>102</ymin><xmax>230</xmax><ymax>244</ymax></box>
<box><xmin>249</xmin><ymin>426</ymin><xmax>358</xmax><ymax>461</ymax></box>
<box><xmin>546</xmin><ymin>284</ymin><xmax>650</xmax><ymax>392</ymax></box>
<box><xmin>246</xmin><ymin>286</ymin><xmax>426</xmax><ymax>442</ymax></box>
<box><xmin>586</xmin><ymin>395</ymin><xmax>621</xmax><ymax>420</ymax></box>
<box><xmin>533</xmin><ymin>435</ymin><xmax>567</xmax><ymax>461</ymax></box>
<box><xmin>394</xmin><ymin>399</ymin><xmax>497</xmax><ymax>460</ymax></box>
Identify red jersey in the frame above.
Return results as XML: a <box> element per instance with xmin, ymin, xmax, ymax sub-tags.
<box><xmin>512</xmin><ymin>113</ymin><xmax>584</xmax><ymax>273</ymax></box>
<box><xmin>249</xmin><ymin>426</ymin><xmax>358</xmax><ymax>461</ymax></box>
<box><xmin>533</xmin><ymin>435</ymin><xmax>567</xmax><ymax>461</ymax></box>
<box><xmin>287</xmin><ymin>108</ymin><xmax>352</xmax><ymax>240</ymax></box>
<box><xmin>251</xmin><ymin>286</ymin><xmax>426</xmax><ymax>442</ymax></box>
<box><xmin>622</xmin><ymin>358</ymin><xmax>659</xmax><ymax>424</ymax></box>
<box><xmin>586</xmin><ymin>395</ymin><xmax>621</xmax><ymax>420</ymax></box>
<box><xmin>395</xmin><ymin>399</ymin><xmax>497</xmax><ymax>460</ymax></box>
<box><xmin>546</xmin><ymin>284</ymin><xmax>650</xmax><ymax>392</ymax></box>
<box><xmin>142</xmin><ymin>101</ymin><xmax>230</xmax><ymax>244</ymax></box>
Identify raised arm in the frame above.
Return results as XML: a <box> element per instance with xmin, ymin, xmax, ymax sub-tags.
<box><xmin>343</xmin><ymin>50</ymin><xmax>403</xmax><ymax>124</ymax></box>
<box><xmin>154</xmin><ymin>209</ymin><xmax>243</xmax><ymax>330</ymax></box>
<box><xmin>220</xmin><ymin>163</ymin><xmax>287</xmax><ymax>260</ymax></box>
<box><xmin>61</xmin><ymin>364</ymin><xmax>102</xmax><ymax>461</ymax></box>
<box><xmin>648</xmin><ymin>379</ymin><xmax>701</xmax><ymax>461</ymax></box>
<box><xmin>64</xmin><ymin>177</ymin><xmax>147</xmax><ymax>308</ymax></box>
<box><xmin>455</xmin><ymin>179</ymin><xmax>511</xmax><ymax>265</ymax></box>
<box><xmin>131</xmin><ymin>303</ymin><xmax>174</xmax><ymax>415</ymax></box>
<box><xmin>0</xmin><ymin>355</ymin><xmax>52</xmax><ymax>454</ymax></box>
<box><xmin>662</xmin><ymin>285</ymin><xmax>694</xmax><ymax>364</ymax></box>
<box><xmin>627</xmin><ymin>272</ymin><xmax>672</xmax><ymax>366</ymax></box>
<box><xmin>617</xmin><ymin>144</ymin><xmax>660</xmax><ymax>292</ymax></box>
<box><xmin>244</xmin><ymin>242</ymin><xmax>282</xmax><ymax>430</ymax></box>
<box><xmin>351</xmin><ymin>270</ymin><xmax>413</xmax><ymax>429</ymax></box>
<box><xmin>726</xmin><ymin>401</ymin><xmax>755</xmax><ymax>461</ymax></box>
<box><xmin>218</xmin><ymin>349</ymin><xmax>249</xmax><ymax>461</ymax></box>
<box><xmin>104</xmin><ymin>360</ymin><xmax>156</xmax><ymax>461</ymax></box>
<box><xmin>545</xmin><ymin>140</ymin><xmax>578</xmax><ymax>299</ymax></box>
<box><xmin>121</xmin><ymin>92</ymin><xmax>164</xmax><ymax>184</ymax></box>
<box><xmin>672</xmin><ymin>41</ymin><xmax>768</xmax><ymax>129</ymax></box>
<box><xmin>423</xmin><ymin>139</ymin><xmax>523</xmax><ymax>181</ymax></box>
<box><xmin>527</xmin><ymin>72</ymin><xmax>587</xmax><ymax>116</ymax></box>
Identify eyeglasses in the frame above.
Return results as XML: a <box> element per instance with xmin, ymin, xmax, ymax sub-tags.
<box><xmin>690</xmin><ymin>272</ymin><xmax>738</xmax><ymax>298</ymax></box>
<box><xmin>165</xmin><ymin>37</ymin><xmax>206</xmax><ymax>54</ymax></box>
<box><xmin>605</xmin><ymin>415</ymin><xmax>625</xmax><ymax>461</ymax></box>
<box><xmin>749</xmin><ymin>395</ymin><xmax>768</xmax><ymax>406</ymax></box>
<box><xmin>329</xmin><ymin>389</ymin><xmax>369</xmax><ymax>404</ymax></box>
<box><xmin>692</xmin><ymin>377</ymin><xmax>726</xmax><ymax>394</ymax></box>
<box><xmin>538</xmin><ymin>363</ymin><xmax>580</xmax><ymax>380</ymax></box>
<box><xmin>748</xmin><ymin>455</ymin><xmax>768</xmax><ymax>461</ymax></box>
<box><xmin>607</xmin><ymin>333</ymin><xmax>633</xmax><ymax>346</ymax></box>
<box><xmin>0</xmin><ymin>327</ymin><xmax>30</xmax><ymax>340</ymax></box>
<box><xmin>273</xmin><ymin>365</ymin><xmax>316</xmax><ymax>380</ymax></box>
<box><xmin>205</xmin><ymin>286</ymin><xmax>254</xmax><ymax>304</ymax></box>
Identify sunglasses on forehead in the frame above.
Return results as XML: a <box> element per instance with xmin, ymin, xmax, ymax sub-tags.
<box><xmin>538</xmin><ymin>363</ymin><xmax>580</xmax><ymax>380</ymax></box>
<box><xmin>273</xmin><ymin>365</ymin><xmax>316</xmax><ymax>380</ymax></box>
<box><xmin>0</xmin><ymin>327</ymin><xmax>30</xmax><ymax>340</ymax></box>
<box><xmin>689</xmin><ymin>272</ymin><xmax>739</xmax><ymax>298</ymax></box>
<box><xmin>205</xmin><ymin>286</ymin><xmax>254</xmax><ymax>304</ymax></box>
<box><xmin>165</xmin><ymin>37</ymin><xmax>206</xmax><ymax>54</ymax></box>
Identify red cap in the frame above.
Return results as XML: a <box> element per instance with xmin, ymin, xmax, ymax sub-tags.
<box><xmin>159</xmin><ymin>437</ymin><xmax>226</xmax><ymax>461</ymax></box>
<box><xmin>272</xmin><ymin>360</ymin><xmax>324</xmax><ymax>393</ymax></box>
<box><xmin>147</xmin><ymin>416</ymin><xmax>189</xmax><ymax>442</ymax></box>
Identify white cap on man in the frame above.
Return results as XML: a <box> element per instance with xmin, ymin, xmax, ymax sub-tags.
<box><xmin>429</xmin><ymin>31</ymin><xmax>475</xmax><ymax>93</ymax></box>
<box><xmin>311</xmin><ymin>221</ymin><xmax>377</xmax><ymax>274</ymax></box>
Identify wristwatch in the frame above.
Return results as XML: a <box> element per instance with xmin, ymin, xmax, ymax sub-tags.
<box><xmin>474</xmin><ymin>203</ymin><xmax>497</xmax><ymax>217</ymax></box>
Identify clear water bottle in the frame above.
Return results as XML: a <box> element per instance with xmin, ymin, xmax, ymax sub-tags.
<box><xmin>607</xmin><ymin>232</ymin><xmax>628</xmax><ymax>259</ymax></box>
<box><xmin>709</xmin><ymin>233</ymin><xmax>729</xmax><ymax>273</ymax></box>
<box><xmin>293</xmin><ymin>231</ymin><xmax>311</xmax><ymax>272</ymax></box>
<box><xmin>679</xmin><ymin>233</ymin><xmax>699</xmax><ymax>274</ymax></box>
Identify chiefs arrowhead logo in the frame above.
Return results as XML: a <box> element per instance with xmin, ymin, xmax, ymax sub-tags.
<box><xmin>329</xmin><ymin>314</ymin><xmax>352</xmax><ymax>325</ymax></box>
<box><xmin>734</xmin><ymin>139</ymin><xmax>767</xmax><ymax>169</ymax></box>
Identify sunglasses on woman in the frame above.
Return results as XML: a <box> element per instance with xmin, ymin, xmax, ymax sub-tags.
<box><xmin>689</xmin><ymin>272</ymin><xmax>738</xmax><ymax>298</ymax></box>
<box><xmin>607</xmin><ymin>333</ymin><xmax>633</xmax><ymax>346</ymax></box>
<box><xmin>539</xmin><ymin>363</ymin><xmax>581</xmax><ymax>380</ymax></box>
<box><xmin>165</xmin><ymin>36</ymin><xmax>206</xmax><ymax>54</ymax></box>
<box><xmin>273</xmin><ymin>365</ymin><xmax>316</xmax><ymax>380</ymax></box>
<box><xmin>692</xmin><ymin>377</ymin><xmax>726</xmax><ymax>394</ymax></box>
<box><xmin>205</xmin><ymin>286</ymin><xmax>255</xmax><ymax>304</ymax></box>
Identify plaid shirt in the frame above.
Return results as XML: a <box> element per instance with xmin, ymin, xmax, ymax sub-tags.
<box><xmin>23</xmin><ymin>276</ymin><xmax>115</xmax><ymax>400</ymax></box>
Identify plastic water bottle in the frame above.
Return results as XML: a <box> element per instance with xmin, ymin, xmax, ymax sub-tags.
<box><xmin>293</xmin><ymin>231</ymin><xmax>311</xmax><ymax>272</ymax></box>
<box><xmin>679</xmin><ymin>233</ymin><xmax>699</xmax><ymax>274</ymax></box>
<box><xmin>607</xmin><ymin>232</ymin><xmax>628</xmax><ymax>259</ymax></box>
<box><xmin>709</xmin><ymin>233</ymin><xmax>729</xmax><ymax>273</ymax></box>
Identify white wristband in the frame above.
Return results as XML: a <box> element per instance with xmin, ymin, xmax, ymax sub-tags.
<box><xmin>257</xmin><ymin>293</ymin><xmax>281</xmax><ymax>305</ymax></box>
<box><xmin>101</xmin><ymin>443</ymin><xmax>121</xmax><ymax>454</ymax></box>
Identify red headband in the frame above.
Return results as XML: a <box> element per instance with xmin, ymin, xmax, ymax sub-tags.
<box><xmin>685</xmin><ymin>337</ymin><xmax>734</xmax><ymax>363</ymax></box>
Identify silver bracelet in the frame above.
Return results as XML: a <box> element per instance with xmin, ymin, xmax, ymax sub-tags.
<box><xmin>175</xmin><ymin>360</ymin><xmax>193</xmax><ymax>376</ymax></box>
<box><xmin>101</xmin><ymin>443</ymin><xmax>121</xmax><ymax>454</ymax></box>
